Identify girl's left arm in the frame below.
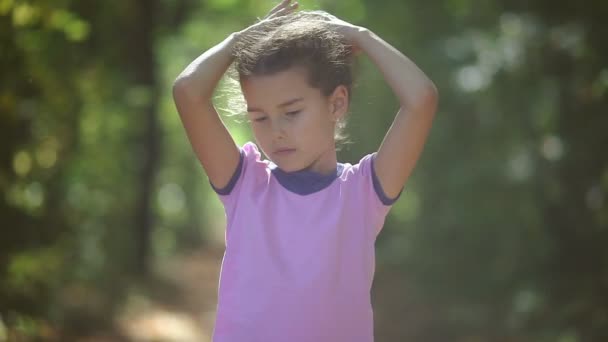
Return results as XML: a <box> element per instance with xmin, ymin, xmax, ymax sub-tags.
<box><xmin>353</xmin><ymin>27</ymin><xmax>438</xmax><ymax>199</ymax></box>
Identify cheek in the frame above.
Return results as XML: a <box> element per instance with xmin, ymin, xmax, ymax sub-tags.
<box><xmin>311</xmin><ymin>109</ymin><xmax>335</xmax><ymax>133</ymax></box>
<box><xmin>298</xmin><ymin>116</ymin><xmax>333</xmax><ymax>142</ymax></box>
<box><xmin>255</xmin><ymin>124</ymin><xmax>271</xmax><ymax>138</ymax></box>
<box><xmin>250</xmin><ymin>123</ymin><xmax>266</xmax><ymax>141</ymax></box>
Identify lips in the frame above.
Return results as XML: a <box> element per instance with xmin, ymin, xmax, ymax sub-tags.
<box><xmin>273</xmin><ymin>148</ymin><xmax>296</xmax><ymax>155</ymax></box>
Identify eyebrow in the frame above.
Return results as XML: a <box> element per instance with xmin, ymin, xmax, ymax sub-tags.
<box><xmin>247</xmin><ymin>97</ymin><xmax>304</xmax><ymax>113</ymax></box>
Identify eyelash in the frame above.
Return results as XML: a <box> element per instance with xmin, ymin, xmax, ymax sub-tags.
<box><xmin>252</xmin><ymin>111</ymin><xmax>300</xmax><ymax>123</ymax></box>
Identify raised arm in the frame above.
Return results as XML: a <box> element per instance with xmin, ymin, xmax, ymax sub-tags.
<box><xmin>172</xmin><ymin>34</ymin><xmax>241</xmax><ymax>190</ymax></box>
<box><xmin>356</xmin><ymin>28</ymin><xmax>438</xmax><ymax>199</ymax></box>
<box><xmin>325</xmin><ymin>17</ymin><xmax>438</xmax><ymax>199</ymax></box>
<box><xmin>172</xmin><ymin>0</ymin><xmax>298</xmax><ymax>190</ymax></box>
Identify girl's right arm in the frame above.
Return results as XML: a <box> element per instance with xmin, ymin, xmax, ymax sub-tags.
<box><xmin>172</xmin><ymin>34</ymin><xmax>241</xmax><ymax>190</ymax></box>
<box><xmin>172</xmin><ymin>0</ymin><xmax>298</xmax><ymax>190</ymax></box>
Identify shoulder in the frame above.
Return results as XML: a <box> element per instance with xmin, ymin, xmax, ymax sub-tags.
<box><xmin>340</xmin><ymin>153</ymin><xmax>401</xmax><ymax>206</ymax></box>
<box><xmin>241</xmin><ymin>141</ymin><xmax>261</xmax><ymax>159</ymax></box>
<box><xmin>339</xmin><ymin>153</ymin><xmax>374</xmax><ymax>181</ymax></box>
<box><xmin>212</xmin><ymin>141</ymin><xmax>270</xmax><ymax>198</ymax></box>
<box><xmin>237</xmin><ymin>141</ymin><xmax>270</xmax><ymax>182</ymax></box>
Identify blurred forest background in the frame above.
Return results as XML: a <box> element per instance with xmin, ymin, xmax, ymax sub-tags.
<box><xmin>1</xmin><ymin>0</ymin><xmax>607</xmax><ymax>341</ymax></box>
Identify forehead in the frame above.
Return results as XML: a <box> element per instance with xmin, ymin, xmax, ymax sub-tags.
<box><xmin>240</xmin><ymin>67</ymin><xmax>323</xmax><ymax>107</ymax></box>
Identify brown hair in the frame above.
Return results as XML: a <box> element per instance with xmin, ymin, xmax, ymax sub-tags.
<box><xmin>232</xmin><ymin>11</ymin><xmax>356</xmax><ymax>144</ymax></box>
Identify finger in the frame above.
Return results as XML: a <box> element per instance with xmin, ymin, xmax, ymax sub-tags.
<box><xmin>268</xmin><ymin>0</ymin><xmax>291</xmax><ymax>16</ymax></box>
<box><xmin>278</xmin><ymin>2</ymin><xmax>298</xmax><ymax>15</ymax></box>
<box><xmin>287</xmin><ymin>2</ymin><xmax>298</xmax><ymax>12</ymax></box>
<box><xmin>267</xmin><ymin>3</ymin><xmax>297</xmax><ymax>19</ymax></box>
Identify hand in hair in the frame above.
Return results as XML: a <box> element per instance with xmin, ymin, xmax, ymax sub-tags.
<box><xmin>263</xmin><ymin>0</ymin><xmax>299</xmax><ymax>21</ymax></box>
<box><xmin>233</xmin><ymin>0</ymin><xmax>299</xmax><ymax>47</ymax></box>
<box><xmin>311</xmin><ymin>15</ymin><xmax>365</xmax><ymax>56</ymax></box>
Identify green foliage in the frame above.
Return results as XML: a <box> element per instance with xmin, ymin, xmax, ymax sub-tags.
<box><xmin>1</xmin><ymin>0</ymin><xmax>607</xmax><ymax>340</ymax></box>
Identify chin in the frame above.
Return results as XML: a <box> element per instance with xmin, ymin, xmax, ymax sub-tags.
<box><xmin>273</xmin><ymin>162</ymin><xmax>296</xmax><ymax>172</ymax></box>
<box><xmin>272</xmin><ymin>160</ymin><xmax>305</xmax><ymax>173</ymax></box>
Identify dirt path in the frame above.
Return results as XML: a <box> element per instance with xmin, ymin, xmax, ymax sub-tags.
<box><xmin>111</xmin><ymin>247</ymin><xmax>224</xmax><ymax>342</ymax></box>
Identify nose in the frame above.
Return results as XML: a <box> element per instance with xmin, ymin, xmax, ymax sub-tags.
<box><xmin>271</xmin><ymin>117</ymin><xmax>287</xmax><ymax>139</ymax></box>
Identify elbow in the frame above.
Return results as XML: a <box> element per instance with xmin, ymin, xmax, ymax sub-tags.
<box><xmin>172</xmin><ymin>77</ymin><xmax>199</xmax><ymax>104</ymax></box>
<box><xmin>172</xmin><ymin>79</ymin><xmax>188</xmax><ymax>108</ymax></box>
<box><xmin>404</xmin><ymin>83</ymin><xmax>438</xmax><ymax>116</ymax></box>
<box><xmin>417</xmin><ymin>82</ymin><xmax>438</xmax><ymax>111</ymax></box>
<box><xmin>172</xmin><ymin>76</ymin><xmax>190</xmax><ymax>98</ymax></box>
<box><xmin>425</xmin><ymin>80</ymin><xmax>439</xmax><ymax>103</ymax></box>
<box><xmin>428</xmin><ymin>83</ymin><xmax>439</xmax><ymax>109</ymax></box>
<box><xmin>423</xmin><ymin>85</ymin><xmax>439</xmax><ymax>116</ymax></box>
<box><xmin>172</xmin><ymin>76</ymin><xmax>213</xmax><ymax>104</ymax></box>
<box><xmin>398</xmin><ymin>79</ymin><xmax>438</xmax><ymax>113</ymax></box>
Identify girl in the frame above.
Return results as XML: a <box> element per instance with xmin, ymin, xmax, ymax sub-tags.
<box><xmin>172</xmin><ymin>1</ymin><xmax>437</xmax><ymax>341</ymax></box>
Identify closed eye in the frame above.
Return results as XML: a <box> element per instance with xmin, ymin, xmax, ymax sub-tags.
<box><xmin>252</xmin><ymin>117</ymin><xmax>267</xmax><ymax>122</ymax></box>
<box><xmin>286</xmin><ymin>110</ymin><xmax>300</xmax><ymax>116</ymax></box>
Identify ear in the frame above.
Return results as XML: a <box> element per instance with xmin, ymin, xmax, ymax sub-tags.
<box><xmin>329</xmin><ymin>85</ymin><xmax>349</xmax><ymax>122</ymax></box>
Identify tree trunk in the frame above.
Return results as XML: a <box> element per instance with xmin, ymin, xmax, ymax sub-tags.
<box><xmin>129</xmin><ymin>0</ymin><xmax>160</xmax><ymax>275</ymax></box>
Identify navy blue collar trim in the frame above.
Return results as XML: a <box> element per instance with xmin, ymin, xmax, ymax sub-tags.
<box><xmin>270</xmin><ymin>163</ymin><xmax>345</xmax><ymax>195</ymax></box>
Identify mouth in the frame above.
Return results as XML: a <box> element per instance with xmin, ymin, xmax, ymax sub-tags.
<box><xmin>273</xmin><ymin>148</ymin><xmax>296</xmax><ymax>156</ymax></box>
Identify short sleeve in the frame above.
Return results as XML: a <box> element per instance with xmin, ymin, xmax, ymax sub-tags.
<box><xmin>210</xmin><ymin>142</ymin><xmax>268</xmax><ymax>209</ymax></box>
<box><xmin>369</xmin><ymin>153</ymin><xmax>403</xmax><ymax>206</ymax></box>
<box><xmin>350</xmin><ymin>153</ymin><xmax>402</xmax><ymax>235</ymax></box>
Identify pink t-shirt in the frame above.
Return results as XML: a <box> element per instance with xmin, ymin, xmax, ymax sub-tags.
<box><xmin>211</xmin><ymin>142</ymin><xmax>397</xmax><ymax>342</ymax></box>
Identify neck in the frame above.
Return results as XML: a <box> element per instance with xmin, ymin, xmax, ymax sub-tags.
<box><xmin>303</xmin><ymin>145</ymin><xmax>338</xmax><ymax>175</ymax></box>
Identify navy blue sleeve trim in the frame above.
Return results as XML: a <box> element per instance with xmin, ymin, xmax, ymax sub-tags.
<box><xmin>210</xmin><ymin>148</ymin><xmax>245</xmax><ymax>195</ymax></box>
<box><xmin>371</xmin><ymin>153</ymin><xmax>403</xmax><ymax>206</ymax></box>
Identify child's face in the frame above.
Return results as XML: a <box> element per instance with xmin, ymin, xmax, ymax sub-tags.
<box><xmin>241</xmin><ymin>66</ymin><xmax>347</xmax><ymax>173</ymax></box>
